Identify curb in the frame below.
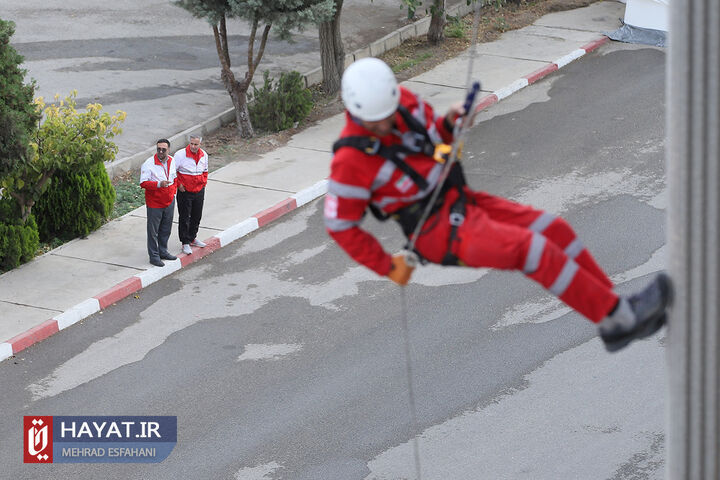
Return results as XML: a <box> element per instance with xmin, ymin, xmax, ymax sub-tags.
<box><xmin>0</xmin><ymin>36</ymin><xmax>610</xmax><ymax>363</ymax></box>
<box><xmin>470</xmin><ymin>37</ymin><xmax>610</xmax><ymax>114</ymax></box>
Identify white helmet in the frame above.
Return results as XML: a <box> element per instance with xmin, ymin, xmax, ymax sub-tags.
<box><xmin>341</xmin><ymin>57</ymin><xmax>399</xmax><ymax>121</ymax></box>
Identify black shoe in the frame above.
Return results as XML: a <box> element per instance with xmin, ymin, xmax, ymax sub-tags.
<box><xmin>601</xmin><ymin>272</ymin><xmax>673</xmax><ymax>352</ymax></box>
<box><xmin>602</xmin><ymin>312</ymin><xmax>667</xmax><ymax>353</ymax></box>
<box><xmin>150</xmin><ymin>258</ymin><xmax>165</xmax><ymax>267</ymax></box>
<box><xmin>159</xmin><ymin>253</ymin><xmax>177</xmax><ymax>261</ymax></box>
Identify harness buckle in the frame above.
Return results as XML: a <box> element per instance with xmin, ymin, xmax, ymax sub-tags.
<box><xmin>449</xmin><ymin>211</ymin><xmax>465</xmax><ymax>226</ymax></box>
<box><xmin>365</xmin><ymin>137</ymin><xmax>382</xmax><ymax>155</ymax></box>
<box><xmin>433</xmin><ymin>143</ymin><xmax>453</xmax><ymax>164</ymax></box>
<box><xmin>401</xmin><ymin>131</ymin><xmax>429</xmax><ymax>154</ymax></box>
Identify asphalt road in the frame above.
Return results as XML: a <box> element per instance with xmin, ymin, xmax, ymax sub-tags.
<box><xmin>0</xmin><ymin>43</ymin><xmax>667</xmax><ymax>479</ymax></box>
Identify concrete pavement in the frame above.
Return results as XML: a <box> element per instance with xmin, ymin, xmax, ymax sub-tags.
<box><xmin>0</xmin><ymin>1</ymin><xmax>626</xmax><ymax>363</ymax></box>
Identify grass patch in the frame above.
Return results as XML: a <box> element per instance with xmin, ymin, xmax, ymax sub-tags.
<box><xmin>391</xmin><ymin>52</ymin><xmax>433</xmax><ymax>73</ymax></box>
<box><xmin>36</xmin><ymin>237</ymin><xmax>64</xmax><ymax>256</ymax></box>
<box><xmin>445</xmin><ymin>15</ymin><xmax>466</xmax><ymax>38</ymax></box>
<box><xmin>112</xmin><ymin>178</ymin><xmax>145</xmax><ymax>219</ymax></box>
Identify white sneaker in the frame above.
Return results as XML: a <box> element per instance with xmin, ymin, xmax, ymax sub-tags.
<box><xmin>182</xmin><ymin>244</ymin><xmax>192</xmax><ymax>255</ymax></box>
<box><xmin>191</xmin><ymin>239</ymin><xmax>207</xmax><ymax>248</ymax></box>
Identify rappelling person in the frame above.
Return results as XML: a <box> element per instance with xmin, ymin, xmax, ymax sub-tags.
<box><xmin>323</xmin><ymin>57</ymin><xmax>672</xmax><ymax>352</ymax></box>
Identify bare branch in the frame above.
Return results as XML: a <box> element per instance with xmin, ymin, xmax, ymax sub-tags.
<box><xmin>212</xmin><ymin>24</ymin><xmax>230</xmax><ymax>72</ymax></box>
<box><xmin>246</xmin><ymin>17</ymin><xmax>259</xmax><ymax>82</ymax></box>
<box><xmin>251</xmin><ymin>24</ymin><xmax>272</xmax><ymax>79</ymax></box>
<box><xmin>220</xmin><ymin>15</ymin><xmax>231</xmax><ymax>67</ymax></box>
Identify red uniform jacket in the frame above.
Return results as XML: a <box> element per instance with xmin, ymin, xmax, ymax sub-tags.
<box><xmin>174</xmin><ymin>146</ymin><xmax>209</xmax><ymax>193</ymax></box>
<box><xmin>324</xmin><ymin>87</ymin><xmax>456</xmax><ymax>276</ymax></box>
<box><xmin>140</xmin><ymin>154</ymin><xmax>177</xmax><ymax>208</ymax></box>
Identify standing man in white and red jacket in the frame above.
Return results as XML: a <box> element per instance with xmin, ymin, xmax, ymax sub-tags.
<box><xmin>140</xmin><ymin>139</ymin><xmax>177</xmax><ymax>267</ymax></box>
<box><xmin>174</xmin><ymin>134</ymin><xmax>209</xmax><ymax>255</ymax></box>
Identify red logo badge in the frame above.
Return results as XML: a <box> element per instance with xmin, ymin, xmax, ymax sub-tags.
<box><xmin>24</xmin><ymin>416</ymin><xmax>53</xmax><ymax>463</ymax></box>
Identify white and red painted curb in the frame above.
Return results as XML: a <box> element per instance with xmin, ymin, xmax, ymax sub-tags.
<box><xmin>0</xmin><ymin>179</ymin><xmax>329</xmax><ymax>363</ymax></box>
<box><xmin>472</xmin><ymin>37</ymin><xmax>610</xmax><ymax>114</ymax></box>
<box><xmin>0</xmin><ymin>36</ymin><xmax>610</xmax><ymax>363</ymax></box>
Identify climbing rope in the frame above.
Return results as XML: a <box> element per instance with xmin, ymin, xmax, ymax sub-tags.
<box><xmin>398</xmin><ymin>2</ymin><xmax>485</xmax><ymax>479</ymax></box>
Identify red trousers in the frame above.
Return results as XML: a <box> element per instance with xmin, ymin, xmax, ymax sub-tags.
<box><xmin>413</xmin><ymin>188</ymin><xmax>618</xmax><ymax>323</ymax></box>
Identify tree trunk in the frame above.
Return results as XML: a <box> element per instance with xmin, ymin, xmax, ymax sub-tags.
<box><xmin>218</xmin><ymin>62</ymin><xmax>254</xmax><ymax>138</ymax></box>
<box><xmin>11</xmin><ymin>192</ymin><xmax>33</xmax><ymax>223</ymax></box>
<box><xmin>319</xmin><ymin>0</ymin><xmax>345</xmax><ymax>95</ymax></box>
<box><xmin>212</xmin><ymin>16</ymin><xmax>270</xmax><ymax>138</ymax></box>
<box><xmin>230</xmin><ymin>81</ymin><xmax>254</xmax><ymax>139</ymax></box>
<box><xmin>427</xmin><ymin>0</ymin><xmax>446</xmax><ymax>45</ymax></box>
<box><xmin>11</xmin><ymin>169</ymin><xmax>53</xmax><ymax>222</ymax></box>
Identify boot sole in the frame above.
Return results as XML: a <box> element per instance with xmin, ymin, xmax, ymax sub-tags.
<box><xmin>603</xmin><ymin>312</ymin><xmax>666</xmax><ymax>352</ymax></box>
<box><xmin>602</xmin><ymin>272</ymin><xmax>673</xmax><ymax>353</ymax></box>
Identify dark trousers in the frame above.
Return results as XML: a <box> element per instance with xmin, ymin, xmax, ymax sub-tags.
<box><xmin>147</xmin><ymin>199</ymin><xmax>175</xmax><ymax>260</ymax></box>
<box><xmin>177</xmin><ymin>188</ymin><xmax>205</xmax><ymax>245</ymax></box>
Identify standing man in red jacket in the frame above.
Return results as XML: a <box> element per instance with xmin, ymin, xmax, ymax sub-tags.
<box><xmin>140</xmin><ymin>139</ymin><xmax>177</xmax><ymax>267</ymax></box>
<box><xmin>174</xmin><ymin>135</ymin><xmax>209</xmax><ymax>255</ymax></box>
<box><xmin>324</xmin><ymin>58</ymin><xmax>672</xmax><ymax>352</ymax></box>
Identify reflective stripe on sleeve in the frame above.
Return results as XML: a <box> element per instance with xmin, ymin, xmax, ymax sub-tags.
<box><xmin>372</xmin><ymin>161</ymin><xmax>396</xmax><ymax>191</ymax></box>
<box><xmin>549</xmin><ymin>259</ymin><xmax>579</xmax><ymax>296</ymax></box>
<box><xmin>328</xmin><ymin>180</ymin><xmax>371</xmax><ymax>200</ymax></box>
<box><xmin>523</xmin><ymin>233</ymin><xmax>546</xmax><ymax>274</ymax></box>
<box><xmin>324</xmin><ymin>217</ymin><xmax>361</xmax><ymax>232</ymax></box>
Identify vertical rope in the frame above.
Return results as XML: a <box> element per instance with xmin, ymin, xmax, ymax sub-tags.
<box><xmin>400</xmin><ymin>286</ymin><xmax>422</xmax><ymax>479</ymax></box>
<box><xmin>397</xmin><ymin>3</ymin><xmax>484</xmax><ymax>479</ymax></box>
<box><xmin>464</xmin><ymin>0</ymin><xmax>484</xmax><ymax>93</ymax></box>
<box><xmin>405</xmin><ymin>0</ymin><xmax>484</xmax><ymax>253</ymax></box>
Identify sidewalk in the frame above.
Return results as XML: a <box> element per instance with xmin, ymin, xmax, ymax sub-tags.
<box><xmin>0</xmin><ymin>1</ymin><xmax>625</xmax><ymax>363</ymax></box>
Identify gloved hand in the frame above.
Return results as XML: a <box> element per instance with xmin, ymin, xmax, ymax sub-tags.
<box><xmin>387</xmin><ymin>251</ymin><xmax>417</xmax><ymax>286</ymax></box>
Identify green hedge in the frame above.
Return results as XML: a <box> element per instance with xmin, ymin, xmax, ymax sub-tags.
<box><xmin>0</xmin><ymin>196</ymin><xmax>39</xmax><ymax>271</ymax></box>
<box><xmin>34</xmin><ymin>161</ymin><xmax>116</xmax><ymax>241</ymax></box>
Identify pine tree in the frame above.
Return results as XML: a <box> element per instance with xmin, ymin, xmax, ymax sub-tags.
<box><xmin>0</xmin><ymin>19</ymin><xmax>39</xmax><ymax>182</ymax></box>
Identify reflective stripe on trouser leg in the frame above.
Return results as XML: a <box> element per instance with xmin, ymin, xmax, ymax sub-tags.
<box><xmin>523</xmin><ymin>233</ymin><xmax>546</xmax><ymax>274</ymax></box>
<box><xmin>530</xmin><ymin>212</ymin><xmax>613</xmax><ymax>289</ymax></box>
<box><xmin>526</xmin><ymin>239</ymin><xmax>618</xmax><ymax>323</ymax></box>
<box><xmin>549</xmin><ymin>260</ymin><xmax>579</xmax><ymax>296</ymax></box>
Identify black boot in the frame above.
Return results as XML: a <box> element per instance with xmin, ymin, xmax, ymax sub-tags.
<box><xmin>600</xmin><ymin>272</ymin><xmax>673</xmax><ymax>352</ymax></box>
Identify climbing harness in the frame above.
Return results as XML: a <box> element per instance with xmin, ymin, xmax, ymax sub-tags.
<box><xmin>333</xmin><ymin>105</ymin><xmax>470</xmax><ymax>261</ymax></box>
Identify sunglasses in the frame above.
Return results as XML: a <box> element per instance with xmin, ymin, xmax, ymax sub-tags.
<box><xmin>157</xmin><ymin>147</ymin><xmax>168</xmax><ymax>152</ymax></box>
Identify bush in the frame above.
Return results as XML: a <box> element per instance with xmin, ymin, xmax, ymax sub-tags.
<box><xmin>34</xmin><ymin>161</ymin><xmax>116</xmax><ymax>241</ymax></box>
<box><xmin>249</xmin><ymin>70</ymin><xmax>313</xmax><ymax>132</ymax></box>
<box><xmin>0</xmin><ymin>196</ymin><xmax>39</xmax><ymax>271</ymax></box>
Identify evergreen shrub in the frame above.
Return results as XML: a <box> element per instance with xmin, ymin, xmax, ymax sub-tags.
<box><xmin>249</xmin><ymin>70</ymin><xmax>313</xmax><ymax>132</ymax></box>
<box><xmin>0</xmin><ymin>196</ymin><xmax>39</xmax><ymax>271</ymax></box>
<box><xmin>34</xmin><ymin>161</ymin><xmax>116</xmax><ymax>241</ymax></box>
